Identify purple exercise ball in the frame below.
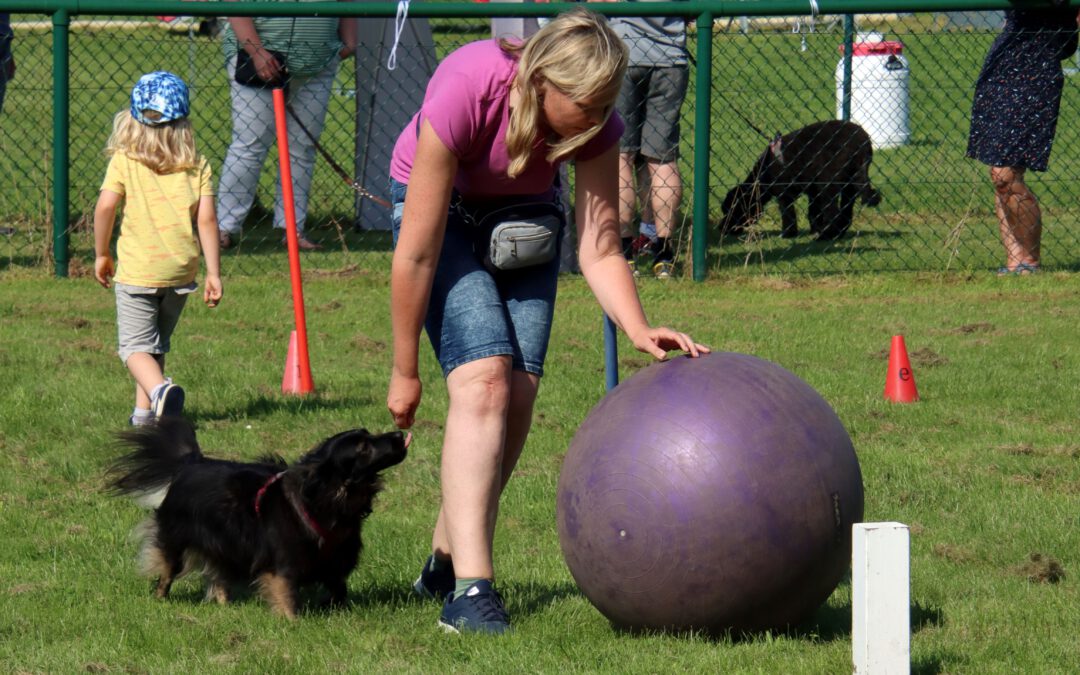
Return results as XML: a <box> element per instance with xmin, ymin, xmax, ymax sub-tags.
<box><xmin>556</xmin><ymin>352</ymin><xmax>864</xmax><ymax>633</ymax></box>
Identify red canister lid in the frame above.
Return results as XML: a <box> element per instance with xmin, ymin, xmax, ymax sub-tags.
<box><xmin>839</xmin><ymin>41</ymin><xmax>904</xmax><ymax>56</ymax></box>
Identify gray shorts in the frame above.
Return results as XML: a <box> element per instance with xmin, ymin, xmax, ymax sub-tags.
<box><xmin>114</xmin><ymin>282</ymin><xmax>196</xmax><ymax>364</ymax></box>
<box><xmin>616</xmin><ymin>65</ymin><xmax>690</xmax><ymax>163</ymax></box>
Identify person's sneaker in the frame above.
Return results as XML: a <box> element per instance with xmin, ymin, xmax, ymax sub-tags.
<box><xmin>653</xmin><ymin>260</ymin><xmax>675</xmax><ymax>280</ymax></box>
<box><xmin>626</xmin><ymin>257</ymin><xmax>641</xmax><ymax>278</ymax></box>
<box><xmin>438</xmin><ymin>580</ymin><xmax>511</xmax><ymax>635</ymax></box>
<box><xmin>151</xmin><ymin>381</ymin><xmax>185</xmax><ymax>418</ymax></box>
<box><xmin>413</xmin><ymin>555</ymin><xmax>455</xmax><ymax>600</ymax></box>
<box><xmin>129</xmin><ymin>413</ymin><xmax>155</xmax><ymax>427</ymax></box>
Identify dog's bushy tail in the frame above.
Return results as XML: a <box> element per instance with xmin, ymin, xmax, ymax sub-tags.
<box><xmin>107</xmin><ymin>417</ymin><xmax>203</xmax><ymax>508</ymax></box>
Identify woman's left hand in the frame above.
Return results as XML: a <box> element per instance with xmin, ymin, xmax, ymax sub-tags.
<box><xmin>629</xmin><ymin>326</ymin><xmax>711</xmax><ymax>361</ymax></box>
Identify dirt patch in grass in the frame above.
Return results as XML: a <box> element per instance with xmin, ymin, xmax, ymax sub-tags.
<box><xmin>1000</xmin><ymin>442</ymin><xmax>1080</xmax><ymax>459</ymax></box>
<box><xmin>308</xmin><ymin>263</ymin><xmax>370</xmax><ymax>279</ymax></box>
<box><xmin>909</xmin><ymin>347</ymin><xmax>948</xmax><ymax>367</ymax></box>
<box><xmin>951</xmin><ymin>322</ymin><xmax>994</xmax><ymax>334</ymax></box>
<box><xmin>932</xmin><ymin>542</ymin><xmax>977</xmax><ymax>564</ymax></box>
<box><xmin>1013</xmin><ymin>553</ymin><xmax>1065</xmax><ymax>583</ymax></box>
<box><xmin>350</xmin><ymin>333</ymin><xmax>386</xmax><ymax>353</ymax></box>
<box><xmin>870</xmin><ymin>345</ymin><xmax>948</xmax><ymax>367</ymax></box>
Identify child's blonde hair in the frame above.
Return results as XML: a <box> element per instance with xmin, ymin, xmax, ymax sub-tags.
<box><xmin>105</xmin><ymin>111</ymin><xmax>199</xmax><ymax>174</ymax></box>
<box><xmin>500</xmin><ymin>8</ymin><xmax>628</xmax><ymax>178</ymax></box>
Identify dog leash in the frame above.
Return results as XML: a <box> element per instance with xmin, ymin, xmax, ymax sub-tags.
<box><xmin>683</xmin><ymin>51</ymin><xmax>774</xmax><ymax>143</ymax></box>
<box><xmin>284</xmin><ymin>103</ymin><xmax>392</xmax><ymax>209</ymax></box>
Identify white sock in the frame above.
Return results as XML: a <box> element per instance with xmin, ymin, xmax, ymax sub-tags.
<box><xmin>132</xmin><ymin>407</ymin><xmax>152</xmax><ymax>419</ymax></box>
<box><xmin>149</xmin><ymin>379</ymin><xmax>171</xmax><ymax>402</ymax></box>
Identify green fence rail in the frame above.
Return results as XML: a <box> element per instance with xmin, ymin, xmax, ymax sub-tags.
<box><xmin>1</xmin><ymin>1</ymin><xmax>1078</xmax><ymax>279</ymax></box>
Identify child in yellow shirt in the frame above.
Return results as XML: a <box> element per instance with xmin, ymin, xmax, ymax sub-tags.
<box><xmin>94</xmin><ymin>71</ymin><xmax>222</xmax><ymax>425</ymax></box>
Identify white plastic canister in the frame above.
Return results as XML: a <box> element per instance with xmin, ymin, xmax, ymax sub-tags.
<box><xmin>835</xmin><ymin>34</ymin><xmax>910</xmax><ymax>149</ymax></box>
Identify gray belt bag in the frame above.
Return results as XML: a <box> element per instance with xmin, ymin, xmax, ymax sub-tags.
<box><xmin>457</xmin><ymin>199</ymin><xmax>566</xmax><ymax>273</ymax></box>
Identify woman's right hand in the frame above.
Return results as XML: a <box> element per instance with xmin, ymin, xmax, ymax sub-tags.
<box><xmin>388</xmin><ymin>370</ymin><xmax>422</xmax><ymax>430</ymax></box>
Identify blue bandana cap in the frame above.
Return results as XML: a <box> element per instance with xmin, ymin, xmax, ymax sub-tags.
<box><xmin>130</xmin><ymin>71</ymin><xmax>190</xmax><ymax>126</ymax></box>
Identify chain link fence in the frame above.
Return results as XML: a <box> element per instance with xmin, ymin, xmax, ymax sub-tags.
<box><xmin>1</xmin><ymin>9</ymin><xmax>1078</xmax><ymax>277</ymax></box>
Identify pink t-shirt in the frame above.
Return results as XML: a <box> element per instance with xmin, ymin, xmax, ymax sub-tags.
<box><xmin>389</xmin><ymin>39</ymin><xmax>624</xmax><ymax>199</ymax></box>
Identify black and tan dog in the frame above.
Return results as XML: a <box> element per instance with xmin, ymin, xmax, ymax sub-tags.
<box><xmin>721</xmin><ymin>120</ymin><xmax>881</xmax><ymax>240</ymax></box>
<box><xmin>107</xmin><ymin>417</ymin><xmax>409</xmax><ymax>618</ymax></box>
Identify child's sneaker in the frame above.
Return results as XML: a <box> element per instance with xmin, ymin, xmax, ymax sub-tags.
<box><xmin>151</xmin><ymin>381</ymin><xmax>185</xmax><ymax>418</ymax></box>
<box><xmin>653</xmin><ymin>260</ymin><xmax>675</xmax><ymax>280</ymax></box>
<box><xmin>413</xmin><ymin>555</ymin><xmax>455</xmax><ymax>600</ymax></box>
<box><xmin>438</xmin><ymin>580</ymin><xmax>511</xmax><ymax>635</ymax></box>
<box><xmin>129</xmin><ymin>412</ymin><xmax>155</xmax><ymax>427</ymax></box>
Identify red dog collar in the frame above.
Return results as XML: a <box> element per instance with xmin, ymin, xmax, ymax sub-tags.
<box><xmin>254</xmin><ymin>471</ymin><xmax>330</xmax><ymax>544</ymax></box>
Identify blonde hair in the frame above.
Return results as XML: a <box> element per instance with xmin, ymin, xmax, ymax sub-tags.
<box><xmin>105</xmin><ymin>110</ymin><xmax>199</xmax><ymax>174</ymax></box>
<box><xmin>500</xmin><ymin>8</ymin><xmax>628</xmax><ymax>178</ymax></box>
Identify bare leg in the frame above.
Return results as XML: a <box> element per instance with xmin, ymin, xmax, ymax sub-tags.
<box><xmin>636</xmin><ymin>158</ymin><xmax>653</xmax><ymax>227</ymax></box>
<box><xmin>990</xmin><ymin>166</ymin><xmax>1041</xmax><ymax>271</ymax></box>
<box><xmin>428</xmin><ymin>368</ymin><xmax>539</xmax><ymax>570</ymax></box>
<box><xmin>434</xmin><ymin>356</ymin><xmax>516</xmax><ymax>581</ymax></box>
<box><xmin>126</xmin><ymin>352</ymin><xmax>166</xmax><ymax>411</ymax></box>
<box><xmin>618</xmin><ymin>153</ymin><xmax>637</xmax><ymax>239</ymax></box>
<box><xmin>499</xmin><ymin>370</ymin><xmax>540</xmax><ymax>490</ymax></box>
<box><xmin>648</xmin><ymin>160</ymin><xmax>682</xmax><ymax>240</ymax></box>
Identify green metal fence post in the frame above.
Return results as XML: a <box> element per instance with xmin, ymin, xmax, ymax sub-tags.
<box><xmin>692</xmin><ymin>10</ymin><xmax>712</xmax><ymax>281</ymax></box>
<box><xmin>841</xmin><ymin>14</ymin><xmax>854</xmax><ymax>121</ymax></box>
<box><xmin>52</xmin><ymin>8</ymin><xmax>70</xmax><ymax>278</ymax></box>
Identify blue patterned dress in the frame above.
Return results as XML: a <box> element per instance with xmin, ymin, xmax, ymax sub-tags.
<box><xmin>967</xmin><ymin>10</ymin><xmax>1078</xmax><ymax>171</ymax></box>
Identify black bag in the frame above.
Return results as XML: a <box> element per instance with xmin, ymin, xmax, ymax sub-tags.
<box><xmin>234</xmin><ymin>49</ymin><xmax>288</xmax><ymax>88</ymax></box>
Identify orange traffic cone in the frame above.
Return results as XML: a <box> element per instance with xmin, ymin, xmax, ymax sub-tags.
<box><xmin>884</xmin><ymin>335</ymin><xmax>919</xmax><ymax>403</ymax></box>
<box><xmin>282</xmin><ymin>330</ymin><xmax>314</xmax><ymax>395</ymax></box>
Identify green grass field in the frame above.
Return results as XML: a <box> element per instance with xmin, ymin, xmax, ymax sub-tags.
<box><xmin>2</xmin><ymin>13</ymin><xmax>1080</xmax><ymax>673</ymax></box>
<box><xmin>2</xmin><ymin>265</ymin><xmax>1079</xmax><ymax>673</ymax></box>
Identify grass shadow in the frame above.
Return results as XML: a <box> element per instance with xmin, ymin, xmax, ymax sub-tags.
<box><xmin>503</xmin><ymin>580</ymin><xmax>582</xmax><ymax>618</ymax></box>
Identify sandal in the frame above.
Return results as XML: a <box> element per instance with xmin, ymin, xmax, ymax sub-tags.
<box><xmin>283</xmin><ymin>235</ymin><xmax>323</xmax><ymax>251</ymax></box>
<box><xmin>996</xmin><ymin>262</ymin><xmax>1039</xmax><ymax>276</ymax></box>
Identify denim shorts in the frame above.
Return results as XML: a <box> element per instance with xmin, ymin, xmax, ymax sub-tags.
<box><xmin>114</xmin><ymin>282</ymin><xmax>196</xmax><ymax>364</ymax></box>
<box><xmin>390</xmin><ymin>179</ymin><xmax>560</xmax><ymax>378</ymax></box>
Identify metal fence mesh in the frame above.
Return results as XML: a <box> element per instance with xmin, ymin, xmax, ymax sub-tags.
<box><xmin>1</xmin><ymin>12</ymin><xmax>1078</xmax><ymax>277</ymax></box>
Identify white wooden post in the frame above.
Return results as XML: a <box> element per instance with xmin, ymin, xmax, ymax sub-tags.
<box><xmin>852</xmin><ymin>522</ymin><xmax>910</xmax><ymax>675</ymax></box>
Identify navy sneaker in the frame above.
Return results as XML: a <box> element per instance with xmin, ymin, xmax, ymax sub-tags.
<box><xmin>151</xmin><ymin>381</ymin><xmax>185</xmax><ymax>418</ymax></box>
<box><xmin>413</xmin><ymin>555</ymin><xmax>455</xmax><ymax>600</ymax></box>
<box><xmin>438</xmin><ymin>580</ymin><xmax>511</xmax><ymax>635</ymax></box>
